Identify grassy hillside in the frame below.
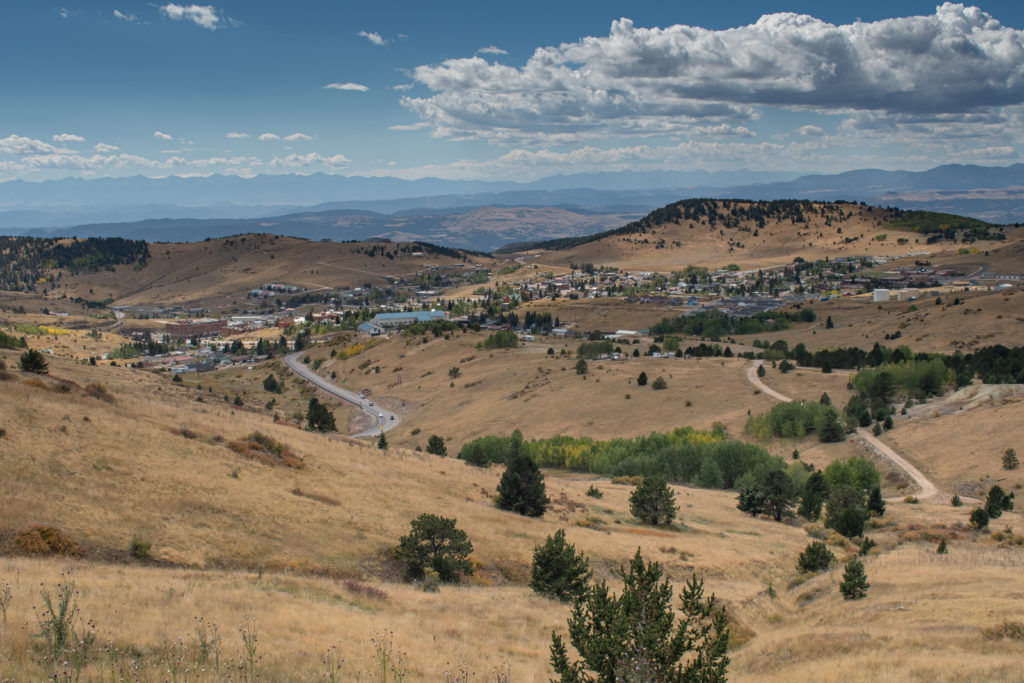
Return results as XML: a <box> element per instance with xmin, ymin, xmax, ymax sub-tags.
<box><xmin>2</xmin><ymin>234</ymin><xmax>489</xmax><ymax>310</ymax></box>
<box><xmin>501</xmin><ymin>199</ymin><xmax>1017</xmax><ymax>272</ymax></box>
<box><xmin>2</xmin><ymin>350</ymin><xmax>1023</xmax><ymax>679</ymax></box>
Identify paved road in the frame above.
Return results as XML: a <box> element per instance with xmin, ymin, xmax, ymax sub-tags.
<box><xmin>284</xmin><ymin>352</ymin><xmax>399</xmax><ymax>438</ymax></box>
<box><xmin>745</xmin><ymin>359</ymin><xmax>944</xmax><ymax>503</ymax></box>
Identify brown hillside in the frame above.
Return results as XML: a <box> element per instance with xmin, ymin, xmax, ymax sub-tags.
<box><xmin>41</xmin><ymin>234</ymin><xmax>489</xmax><ymax>310</ymax></box>
<box><xmin>521</xmin><ymin>200</ymin><xmax>1016</xmax><ymax>271</ymax></box>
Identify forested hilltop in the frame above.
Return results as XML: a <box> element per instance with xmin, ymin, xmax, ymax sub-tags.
<box><xmin>0</xmin><ymin>236</ymin><xmax>149</xmax><ymax>292</ymax></box>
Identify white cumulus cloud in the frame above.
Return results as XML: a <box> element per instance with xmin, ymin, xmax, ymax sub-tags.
<box><xmin>269</xmin><ymin>153</ymin><xmax>351</xmax><ymax>168</ymax></box>
<box><xmin>52</xmin><ymin>133</ymin><xmax>85</xmax><ymax>143</ymax></box>
<box><xmin>476</xmin><ymin>46</ymin><xmax>508</xmax><ymax>55</ymax></box>
<box><xmin>258</xmin><ymin>133</ymin><xmax>280</xmax><ymax>141</ymax></box>
<box><xmin>283</xmin><ymin>133</ymin><xmax>313</xmax><ymax>141</ymax></box>
<box><xmin>226</xmin><ymin>132</ymin><xmax>249</xmax><ymax>139</ymax></box>
<box><xmin>404</xmin><ymin>4</ymin><xmax>1024</xmax><ymax>144</ymax></box>
<box><xmin>323</xmin><ymin>82</ymin><xmax>369</xmax><ymax>92</ymax></box>
<box><xmin>93</xmin><ymin>142</ymin><xmax>120</xmax><ymax>152</ymax></box>
<box><xmin>387</xmin><ymin>122</ymin><xmax>431</xmax><ymax>131</ymax></box>
<box><xmin>358</xmin><ymin>30</ymin><xmax>387</xmax><ymax>46</ymax></box>
<box><xmin>153</xmin><ymin>131</ymin><xmax>173</xmax><ymax>140</ymax></box>
<box><xmin>159</xmin><ymin>4</ymin><xmax>221</xmax><ymax>30</ymax></box>
<box><xmin>0</xmin><ymin>135</ymin><xmax>64</xmax><ymax>156</ymax></box>
<box><xmin>797</xmin><ymin>125</ymin><xmax>826</xmax><ymax>137</ymax></box>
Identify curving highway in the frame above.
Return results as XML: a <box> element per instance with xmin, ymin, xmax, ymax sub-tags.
<box><xmin>284</xmin><ymin>352</ymin><xmax>399</xmax><ymax>438</ymax></box>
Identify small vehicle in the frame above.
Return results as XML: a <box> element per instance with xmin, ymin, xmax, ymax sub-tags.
<box><xmin>389</xmin><ymin>415</ymin><xmax>395</xmax><ymax>421</ymax></box>
<box><xmin>367</xmin><ymin>401</ymin><xmax>373</xmax><ymax>406</ymax></box>
<box><xmin>378</xmin><ymin>412</ymin><xmax>384</xmax><ymax>418</ymax></box>
<box><xmin>358</xmin><ymin>393</ymin><xmax>366</xmax><ymax>399</ymax></box>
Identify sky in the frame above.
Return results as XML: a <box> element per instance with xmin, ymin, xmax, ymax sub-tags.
<box><xmin>2</xmin><ymin>1</ymin><xmax>1024</xmax><ymax>183</ymax></box>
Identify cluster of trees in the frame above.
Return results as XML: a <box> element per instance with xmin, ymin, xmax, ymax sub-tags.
<box><xmin>968</xmin><ymin>485</ymin><xmax>1016</xmax><ymax>529</ymax></box>
<box><xmin>458</xmin><ymin>427</ymin><xmax>788</xmax><ymax>494</ymax></box>
<box><xmin>0</xmin><ymin>236</ymin><xmax>149</xmax><ymax>291</ymax></box>
<box><xmin>479</xmin><ymin>330</ymin><xmax>519</xmax><ymax>349</ymax></box>
<box><xmin>746</xmin><ymin>399</ymin><xmax>845</xmax><ymax>442</ymax></box>
<box><xmin>651</xmin><ymin>309</ymin><xmax>815</xmax><ymax>339</ymax></box>
<box><xmin>0</xmin><ymin>331</ymin><xmax>26</xmax><ymax>350</ymax></box>
<box><xmin>577</xmin><ymin>340</ymin><xmax>614</xmax><ymax>359</ymax></box>
<box><xmin>737</xmin><ymin>457</ymin><xmax>884</xmax><ymax>538</ymax></box>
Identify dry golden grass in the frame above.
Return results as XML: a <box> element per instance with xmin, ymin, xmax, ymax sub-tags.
<box><xmin>298</xmin><ymin>331</ymin><xmax>784</xmax><ymax>448</ymax></box>
<box><xmin>526</xmin><ymin>202</ymin><xmax>979</xmax><ymax>272</ymax></box>
<box><xmin>880</xmin><ymin>385</ymin><xmax>1024</xmax><ymax>496</ymax></box>
<box><xmin>736</xmin><ymin>288</ymin><xmax>1024</xmax><ymax>355</ymax></box>
<box><xmin>3</xmin><ymin>349</ymin><xmax>1024</xmax><ymax>679</ymax></box>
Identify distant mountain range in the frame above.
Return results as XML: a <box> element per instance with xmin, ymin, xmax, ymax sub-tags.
<box><xmin>1</xmin><ymin>164</ymin><xmax>1022</xmax><ymax>249</ymax></box>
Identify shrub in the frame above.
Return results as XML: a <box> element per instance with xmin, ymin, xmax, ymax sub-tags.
<box><xmin>84</xmin><ymin>382</ymin><xmax>114</xmax><ymax>402</ymax></box>
<box><xmin>496</xmin><ymin>453</ymin><xmax>550</xmax><ymax>517</ymax></box>
<box><xmin>839</xmin><ymin>558</ymin><xmax>869</xmax><ymax>600</ymax></box>
<box><xmin>15</xmin><ymin>525</ymin><xmax>82</xmax><ymax>556</ymax></box>
<box><xmin>18</xmin><ymin>349</ymin><xmax>48</xmax><ymax>374</ymax></box>
<box><xmin>575</xmin><ymin>359</ymin><xmax>589</xmax><ymax>375</ymax></box>
<box><xmin>629</xmin><ymin>476</ymin><xmax>677</xmax><ymax>525</ymax></box>
<box><xmin>585</xmin><ymin>484</ymin><xmax>603</xmax><ymax>499</ymax></box>
<box><xmin>951</xmin><ymin>494</ymin><xmax>963</xmax><ymax>507</ymax></box>
<box><xmin>263</xmin><ymin>374</ymin><xmax>279</xmax><ymax>392</ymax></box>
<box><xmin>859</xmin><ymin>536</ymin><xmax>877</xmax><ymax>555</ymax></box>
<box><xmin>393</xmin><ymin>514</ymin><xmax>473</xmax><ymax>583</ymax></box>
<box><xmin>227</xmin><ymin>432</ymin><xmax>303</xmax><ymax>468</ymax></box>
<box><xmin>652</xmin><ymin>376</ymin><xmax>668</xmax><ymax>390</ymax></box>
<box><xmin>797</xmin><ymin>541</ymin><xmax>835</xmax><ymax>572</ymax></box>
<box><xmin>779</xmin><ymin>359</ymin><xmax>795</xmax><ymax>373</ymax></box>
<box><xmin>130</xmin><ymin>537</ymin><xmax>152</xmax><ymax>560</ymax></box>
<box><xmin>550</xmin><ymin>549</ymin><xmax>729</xmax><ymax>682</ymax></box>
<box><xmin>529</xmin><ymin>529</ymin><xmax>592</xmax><ymax>602</ymax></box>
<box><xmin>937</xmin><ymin>538</ymin><xmax>948</xmax><ymax>554</ymax></box>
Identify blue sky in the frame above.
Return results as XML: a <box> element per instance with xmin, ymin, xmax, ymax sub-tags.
<box><xmin>2</xmin><ymin>1</ymin><xmax>1024</xmax><ymax>183</ymax></box>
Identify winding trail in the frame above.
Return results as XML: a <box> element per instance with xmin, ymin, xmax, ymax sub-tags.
<box><xmin>284</xmin><ymin>352</ymin><xmax>400</xmax><ymax>438</ymax></box>
<box><xmin>745</xmin><ymin>360</ymin><xmax>943</xmax><ymax>503</ymax></box>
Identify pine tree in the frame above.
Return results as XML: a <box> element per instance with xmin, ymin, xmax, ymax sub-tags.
<box><xmin>1003</xmin><ymin>448</ymin><xmax>1019</xmax><ymax>470</ymax></box>
<box><xmin>798</xmin><ymin>471</ymin><xmax>828</xmax><ymax>521</ymax></box>
<box><xmin>985</xmin><ymin>485</ymin><xmax>1014</xmax><ymax>518</ymax></box>
<box><xmin>496</xmin><ymin>453</ymin><xmax>549</xmax><ymax>517</ymax></box>
<box><xmin>969</xmin><ymin>507</ymin><xmax>989</xmax><ymax>530</ymax></box>
<box><xmin>426</xmin><ymin>434</ymin><xmax>447</xmax><ymax>457</ymax></box>
<box><xmin>393</xmin><ymin>514</ymin><xmax>473</xmax><ymax>583</ymax></box>
<box><xmin>17</xmin><ymin>349</ymin><xmax>48</xmax><ymax>374</ymax></box>
<box><xmin>630</xmin><ymin>476</ymin><xmax>678</xmax><ymax>525</ymax></box>
<box><xmin>797</xmin><ymin>541</ymin><xmax>835</xmax><ymax>572</ymax></box>
<box><xmin>637</xmin><ymin>371</ymin><xmax>648</xmax><ymax>386</ymax></box>
<box><xmin>937</xmin><ymin>538</ymin><xmax>948</xmax><ymax>554</ymax></box>
<box><xmin>550</xmin><ymin>549</ymin><xmax>729</xmax><ymax>682</ymax></box>
<box><xmin>377</xmin><ymin>431</ymin><xmax>387</xmax><ymax>450</ymax></box>
<box><xmin>529</xmin><ymin>529</ymin><xmax>592</xmax><ymax>602</ymax></box>
<box><xmin>756</xmin><ymin>364</ymin><xmax>766</xmax><ymax>378</ymax></box>
<box><xmin>867</xmin><ymin>486</ymin><xmax>886</xmax><ymax>517</ymax></box>
<box><xmin>839</xmin><ymin>558</ymin><xmax>869</xmax><ymax>600</ymax></box>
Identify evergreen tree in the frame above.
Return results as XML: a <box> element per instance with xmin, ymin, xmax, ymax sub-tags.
<box><xmin>496</xmin><ymin>453</ymin><xmax>550</xmax><ymax>517</ymax></box>
<box><xmin>737</xmin><ymin>470</ymin><xmax>797</xmax><ymax>521</ymax></box>
<box><xmin>798</xmin><ymin>471</ymin><xmax>828</xmax><ymax>522</ymax></box>
<box><xmin>630</xmin><ymin>476</ymin><xmax>678</xmax><ymax>525</ymax></box>
<box><xmin>1003</xmin><ymin>448</ymin><xmax>1019</xmax><ymax>470</ymax></box>
<box><xmin>825</xmin><ymin>485</ymin><xmax>868</xmax><ymax>538</ymax></box>
<box><xmin>637</xmin><ymin>371</ymin><xmax>648</xmax><ymax>386</ymax></box>
<box><xmin>18</xmin><ymin>349</ymin><xmax>48</xmax><ymax>374</ymax></box>
<box><xmin>867</xmin><ymin>486</ymin><xmax>886</xmax><ymax>517</ymax></box>
<box><xmin>529</xmin><ymin>529</ymin><xmax>592</xmax><ymax>602</ymax></box>
<box><xmin>840</xmin><ymin>558</ymin><xmax>869</xmax><ymax>600</ymax></box>
<box><xmin>393</xmin><ymin>514</ymin><xmax>473</xmax><ymax>583</ymax></box>
<box><xmin>825</xmin><ymin>315</ymin><xmax>834</xmax><ymax>329</ymax></box>
<box><xmin>937</xmin><ymin>538</ymin><xmax>948</xmax><ymax>554</ymax></box>
<box><xmin>756</xmin><ymin>364</ymin><xmax>766</xmax><ymax>378</ymax></box>
<box><xmin>969</xmin><ymin>507</ymin><xmax>990</xmax><ymax>530</ymax></box>
<box><xmin>984</xmin><ymin>485</ymin><xmax>1014</xmax><ymax>519</ymax></box>
<box><xmin>797</xmin><ymin>541</ymin><xmax>835</xmax><ymax>572</ymax></box>
<box><xmin>305</xmin><ymin>398</ymin><xmax>336</xmax><ymax>432</ymax></box>
<box><xmin>575</xmin><ymin>359</ymin><xmax>589</xmax><ymax>375</ymax></box>
<box><xmin>550</xmin><ymin>549</ymin><xmax>729</xmax><ymax>683</ymax></box>
<box><xmin>377</xmin><ymin>431</ymin><xmax>388</xmax><ymax>450</ymax></box>
<box><xmin>652</xmin><ymin>376</ymin><xmax>668</xmax><ymax>390</ymax></box>
<box><xmin>426</xmin><ymin>434</ymin><xmax>447</xmax><ymax>457</ymax></box>
<box><xmin>263</xmin><ymin>373</ymin><xmax>278</xmax><ymax>392</ymax></box>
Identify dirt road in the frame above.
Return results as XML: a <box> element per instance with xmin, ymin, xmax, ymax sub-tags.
<box><xmin>745</xmin><ymin>360</ymin><xmax>944</xmax><ymax>503</ymax></box>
